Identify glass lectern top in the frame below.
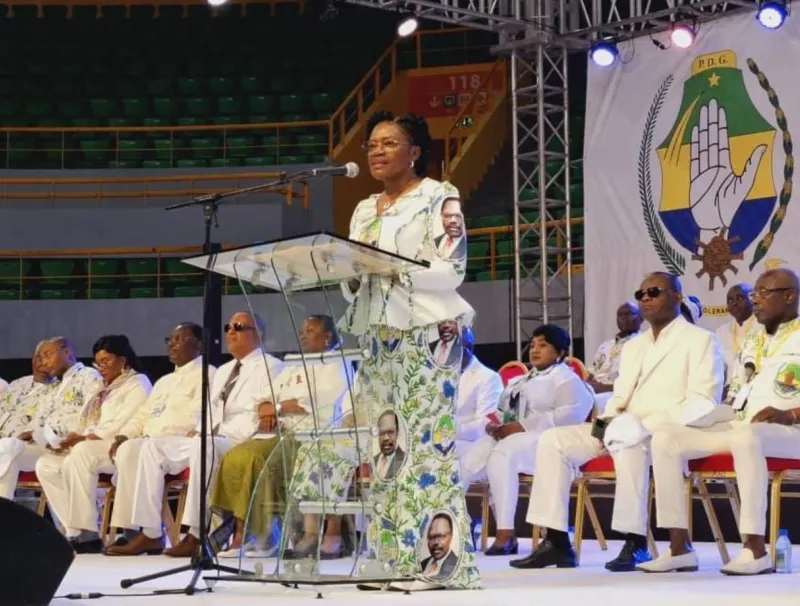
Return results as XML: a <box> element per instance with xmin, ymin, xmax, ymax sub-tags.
<box><xmin>182</xmin><ymin>231</ymin><xmax>429</xmax><ymax>292</ymax></box>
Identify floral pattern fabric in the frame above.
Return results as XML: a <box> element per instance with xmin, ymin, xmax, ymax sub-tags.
<box><xmin>0</xmin><ymin>377</ymin><xmax>56</xmax><ymax>438</ymax></box>
<box><xmin>358</xmin><ymin>323</ymin><xmax>480</xmax><ymax>589</ymax></box>
<box><xmin>25</xmin><ymin>363</ymin><xmax>104</xmax><ymax>437</ymax></box>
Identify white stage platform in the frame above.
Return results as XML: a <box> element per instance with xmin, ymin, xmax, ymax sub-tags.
<box><xmin>53</xmin><ymin>540</ymin><xmax>799</xmax><ymax>606</ymax></box>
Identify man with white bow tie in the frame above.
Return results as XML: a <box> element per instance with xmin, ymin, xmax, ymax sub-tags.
<box><xmin>511</xmin><ymin>272</ymin><xmax>725</xmax><ymax>572</ymax></box>
<box><xmin>120</xmin><ymin>312</ymin><xmax>282</xmax><ymax>559</ymax></box>
<box><xmin>642</xmin><ymin>268</ymin><xmax>800</xmax><ymax>575</ymax></box>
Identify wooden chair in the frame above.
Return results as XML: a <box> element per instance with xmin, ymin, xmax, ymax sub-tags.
<box><xmin>687</xmin><ymin>454</ymin><xmax>800</xmax><ymax>564</ymax></box>
<box><xmin>16</xmin><ymin>471</ymin><xmax>48</xmax><ymax>516</ymax></box>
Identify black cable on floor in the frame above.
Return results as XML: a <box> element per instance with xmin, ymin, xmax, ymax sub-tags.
<box><xmin>54</xmin><ymin>588</ymin><xmax>212</xmax><ymax>600</ymax></box>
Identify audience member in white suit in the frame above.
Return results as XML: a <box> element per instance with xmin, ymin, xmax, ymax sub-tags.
<box><xmin>0</xmin><ymin>338</ymin><xmax>103</xmax><ymax>500</ymax></box>
<box><xmin>714</xmin><ymin>283</ymin><xmax>758</xmax><ymax>378</ymax></box>
<box><xmin>102</xmin><ymin>323</ymin><xmax>214</xmax><ymax>556</ymax></box>
<box><xmin>462</xmin><ymin>324</ymin><xmax>594</xmax><ymax>556</ymax></box>
<box><xmin>512</xmin><ymin>272</ymin><xmax>725</xmax><ymax>572</ymax></box>
<box><xmin>454</xmin><ymin>326</ymin><xmax>503</xmax><ymax>480</ymax></box>
<box><xmin>127</xmin><ymin>312</ymin><xmax>282</xmax><ymax>558</ymax></box>
<box><xmin>37</xmin><ymin>335</ymin><xmax>152</xmax><ymax>553</ymax></box>
<box><xmin>642</xmin><ymin>268</ymin><xmax>800</xmax><ymax>576</ymax></box>
<box><xmin>587</xmin><ymin>301</ymin><xmax>642</xmax><ymax>410</ymax></box>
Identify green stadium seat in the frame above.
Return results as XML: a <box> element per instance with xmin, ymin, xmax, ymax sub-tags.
<box><xmin>40</xmin><ymin>260</ymin><xmax>75</xmax><ymax>286</ymax></box>
<box><xmin>248</xmin><ymin>96</ymin><xmax>275</xmax><ymax>114</ymax></box>
<box><xmin>226</xmin><ymin>282</ymin><xmax>254</xmax><ymax>296</ymax></box>
<box><xmin>59</xmin><ymin>100</ymin><xmax>85</xmax><ymax>119</ymax></box>
<box><xmin>40</xmin><ymin>289</ymin><xmax>76</xmax><ymax>300</ymax></box>
<box><xmin>296</xmin><ymin>133</ymin><xmax>326</xmax><ymax>153</ymax></box>
<box><xmin>241</xmin><ymin>76</ymin><xmax>262</xmax><ymax>94</ymax></box>
<box><xmin>190</xmin><ymin>138</ymin><xmax>220</xmax><ymax>159</ymax></box>
<box><xmin>217</xmin><ymin>97</ymin><xmax>242</xmax><ymax>115</ymax></box>
<box><xmin>245</xmin><ymin>157</ymin><xmax>275</xmax><ymax>166</ymax></box>
<box><xmin>177</xmin><ymin>117</ymin><xmax>204</xmax><ymax>127</ymax></box>
<box><xmin>89</xmin><ymin>259</ymin><xmax>119</xmax><ymax>285</ymax></box>
<box><xmin>89</xmin><ymin>288</ymin><xmax>120</xmax><ymax>299</ymax></box>
<box><xmin>307</xmin><ymin>154</ymin><xmax>326</xmax><ymax>163</ymax></box>
<box><xmin>173</xmin><ymin>286</ymin><xmax>204</xmax><ymax>297</ymax></box>
<box><xmin>283</xmin><ymin>114</ymin><xmax>313</xmax><ymax>124</ymax></box>
<box><xmin>208</xmin><ymin>77</ymin><xmax>234</xmax><ymax>95</ymax></box>
<box><xmin>163</xmin><ymin>259</ymin><xmax>197</xmax><ymax>283</ymax></box>
<box><xmin>186</xmin><ymin>97</ymin><xmax>211</xmax><ymax>117</ymax></box>
<box><xmin>310</xmin><ymin>92</ymin><xmax>336</xmax><ymax>113</ymax></box>
<box><xmin>279</xmin><ymin>94</ymin><xmax>305</xmax><ymax>113</ymax></box>
<box><xmin>143</xmin><ymin>117</ymin><xmax>171</xmax><ymax>137</ymax></box>
<box><xmin>468</xmin><ymin>242</ymin><xmax>489</xmax><ymax>258</ymax></box>
<box><xmin>176</xmin><ymin>158</ymin><xmax>207</xmax><ymax>168</ymax></box>
<box><xmin>474</xmin><ymin>215</ymin><xmax>509</xmax><ymax>228</ymax></box>
<box><xmin>80</xmin><ymin>139</ymin><xmax>111</xmax><ymax>162</ymax></box>
<box><xmin>476</xmin><ymin>270</ymin><xmax>510</xmax><ymax>282</ymax></box>
<box><xmin>130</xmin><ymin>287</ymin><xmax>161</xmax><ymax>298</ymax></box>
<box><xmin>126</xmin><ymin>259</ymin><xmax>158</xmax><ymax>283</ymax></box>
<box><xmin>142</xmin><ymin>160</ymin><xmax>172</xmax><ymax>169</ymax></box>
<box><xmin>279</xmin><ymin>155</ymin><xmax>306</xmax><ymax>165</ymax></box>
<box><xmin>270</xmin><ymin>74</ymin><xmax>291</xmax><ymax>94</ymax></box>
<box><xmin>154</xmin><ymin>139</ymin><xmax>177</xmax><ymax>160</ymax></box>
<box><xmin>72</xmin><ymin>118</ymin><xmax>101</xmax><ymax>129</ymax></box>
<box><xmin>226</xmin><ymin>137</ymin><xmax>254</xmax><ymax>158</ymax></box>
<box><xmin>146</xmin><ymin>78</ymin><xmax>172</xmax><ymax>96</ymax></box>
<box><xmin>0</xmin><ymin>290</ymin><xmax>18</xmax><ymax>301</ymax></box>
<box><xmin>90</xmin><ymin>99</ymin><xmax>116</xmax><ymax>118</ymax></box>
<box><xmin>178</xmin><ymin>77</ymin><xmax>202</xmax><ymax>96</ymax></box>
<box><xmin>108</xmin><ymin>117</ymin><xmax>136</xmax><ymax>129</ymax></box>
<box><xmin>299</xmin><ymin>72</ymin><xmax>326</xmax><ymax>93</ymax></box>
<box><xmin>107</xmin><ymin>160</ymin><xmax>141</xmax><ymax>169</ymax></box>
<box><xmin>122</xmin><ymin>98</ymin><xmax>149</xmax><ymax>119</ymax></box>
<box><xmin>153</xmin><ymin>98</ymin><xmax>179</xmax><ymax>118</ymax></box>
<box><xmin>117</xmin><ymin>140</ymin><xmax>145</xmax><ymax>161</ymax></box>
<box><xmin>116</xmin><ymin>80</ymin><xmax>139</xmax><ymax>99</ymax></box>
<box><xmin>210</xmin><ymin>158</ymin><xmax>241</xmax><ymax>167</ymax></box>
<box><xmin>212</xmin><ymin>116</ymin><xmax>240</xmax><ymax>127</ymax></box>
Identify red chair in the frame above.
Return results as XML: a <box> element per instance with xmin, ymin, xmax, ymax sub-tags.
<box><xmin>570</xmin><ymin>455</ymin><xmax>657</xmax><ymax>563</ymax></box>
<box><xmin>564</xmin><ymin>356</ymin><xmax>590</xmax><ymax>380</ymax></box>
<box><xmin>498</xmin><ymin>361</ymin><xmax>528</xmax><ymax>387</ymax></box>
<box><xmin>687</xmin><ymin>454</ymin><xmax>800</xmax><ymax>564</ymax></box>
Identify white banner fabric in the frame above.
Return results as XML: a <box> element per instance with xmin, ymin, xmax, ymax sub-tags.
<box><xmin>584</xmin><ymin>13</ymin><xmax>800</xmax><ymax>359</ymax></box>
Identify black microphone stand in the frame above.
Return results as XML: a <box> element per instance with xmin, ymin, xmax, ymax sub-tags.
<box><xmin>120</xmin><ymin>173</ymin><xmax>303</xmax><ymax>595</ymax></box>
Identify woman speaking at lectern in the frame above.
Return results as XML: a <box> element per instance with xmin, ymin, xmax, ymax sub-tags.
<box><xmin>340</xmin><ymin>112</ymin><xmax>479</xmax><ymax>590</ymax></box>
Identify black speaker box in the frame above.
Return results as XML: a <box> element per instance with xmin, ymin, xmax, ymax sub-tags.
<box><xmin>0</xmin><ymin>497</ymin><xmax>75</xmax><ymax>606</ymax></box>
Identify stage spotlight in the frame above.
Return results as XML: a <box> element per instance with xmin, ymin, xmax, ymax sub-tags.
<box><xmin>207</xmin><ymin>0</ymin><xmax>228</xmax><ymax>5</ymax></box>
<box><xmin>670</xmin><ymin>22</ymin><xmax>696</xmax><ymax>48</ymax></box>
<box><xmin>590</xmin><ymin>41</ymin><xmax>618</xmax><ymax>67</ymax></box>
<box><xmin>757</xmin><ymin>1</ymin><xmax>788</xmax><ymax>29</ymax></box>
<box><xmin>397</xmin><ymin>15</ymin><xmax>419</xmax><ymax>37</ymax></box>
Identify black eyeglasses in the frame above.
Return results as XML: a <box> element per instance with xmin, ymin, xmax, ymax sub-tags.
<box><xmin>634</xmin><ymin>287</ymin><xmax>671</xmax><ymax>301</ymax></box>
<box><xmin>224</xmin><ymin>322</ymin><xmax>256</xmax><ymax>333</ymax></box>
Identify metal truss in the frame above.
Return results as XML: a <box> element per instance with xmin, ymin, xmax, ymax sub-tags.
<box><xmin>343</xmin><ymin>0</ymin><xmax>527</xmax><ymax>32</ymax></box>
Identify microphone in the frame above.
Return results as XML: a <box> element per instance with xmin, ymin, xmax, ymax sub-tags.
<box><xmin>307</xmin><ymin>162</ymin><xmax>360</xmax><ymax>178</ymax></box>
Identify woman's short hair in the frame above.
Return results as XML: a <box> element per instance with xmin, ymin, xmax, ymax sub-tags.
<box><xmin>364</xmin><ymin>111</ymin><xmax>432</xmax><ymax>178</ymax></box>
<box><xmin>92</xmin><ymin>335</ymin><xmax>145</xmax><ymax>373</ymax></box>
<box><xmin>306</xmin><ymin>314</ymin><xmax>340</xmax><ymax>349</ymax></box>
<box><xmin>531</xmin><ymin>324</ymin><xmax>571</xmax><ymax>359</ymax></box>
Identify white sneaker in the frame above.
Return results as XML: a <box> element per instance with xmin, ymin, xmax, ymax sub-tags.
<box><xmin>217</xmin><ymin>546</ymin><xmax>243</xmax><ymax>558</ymax></box>
<box><xmin>720</xmin><ymin>549</ymin><xmax>774</xmax><ymax>576</ymax></box>
<box><xmin>636</xmin><ymin>548</ymin><xmax>699</xmax><ymax>573</ymax></box>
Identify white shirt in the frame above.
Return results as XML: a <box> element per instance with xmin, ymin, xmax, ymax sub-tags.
<box><xmin>715</xmin><ymin>315</ymin><xmax>758</xmax><ymax>376</ymax></box>
<box><xmin>273</xmin><ymin>360</ymin><xmax>353</xmax><ymax>432</ymax></box>
<box><xmin>79</xmin><ymin>371</ymin><xmax>153</xmax><ymax>439</ymax></box>
<box><xmin>455</xmin><ymin>357</ymin><xmax>503</xmax><ymax>442</ymax></box>
<box><xmin>507</xmin><ymin>362</ymin><xmax>595</xmax><ymax>433</ymax></box>
<box><xmin>26</xmin><ymin>363</ymin><xmax>105</xmax><ymax>436</ymax></box>
<box><xmin>729</xmin><ymin>319</ymin><xmax>800</xmax><ymax>422</ymax></box>
<box><xmin>340</xmin><ymin>178</ymin><xmax>474</xmax><ymax>333</ymax></box>
<box><xmin>591</xmin><ymin>333</ymin><xmax>638</xmax><ymax>385</ymax></box>
<box><xmin>0</xmin><ymin>376</ymin><xmax>56</xmax><ymax>438</ymax></box>
<box><xmin>201</xmin><ymin>348</ymin><xmax>284</xmax><ymax>444</ymax></box>
<box><xmin>143</xmin><ymin>357</ymin><xmax>216</xmax><ymax>437</ymax></box>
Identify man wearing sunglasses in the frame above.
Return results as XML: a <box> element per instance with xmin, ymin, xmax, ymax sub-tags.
<box><xmin>642</xmin><ymin>268</ymin><xmax>800</xmax><ymax>575</ymax></box>
<box><xmin>513</xmin><ymin>272</ymin><xmax>724</xmax><ymax>572</ymax></box>
<box><xmin>120</xmin><ymin>312</ymin><xmax>283</xmax><ymax>559</ymax></box>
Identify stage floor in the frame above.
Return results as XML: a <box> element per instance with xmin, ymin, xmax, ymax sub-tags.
<box><xmin>54</xmin><ymin>540</ymin><xmax>799</xmax><ymax>605</ymax></box>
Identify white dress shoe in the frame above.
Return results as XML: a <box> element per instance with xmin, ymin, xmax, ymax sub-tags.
<box><xmin>720</xmin><ymin>549</ymin><xmax>774</xmax><ymax>576</ymax></box>
<box><xmin>636</xmin><ymin>548</ymin><xmax>698</xmax><ymax>573</ymax></box>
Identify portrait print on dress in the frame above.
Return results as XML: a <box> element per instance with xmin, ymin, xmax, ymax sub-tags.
<box><xmin>372</xmin><ymin>408</ymin><xmax>407</xmax><ymax>481</ymax></box>
<box><xmin>417</xmin><ymin>510</ymin><xmax>461</xmax><ymax>582</ymax></box>
<box><xmin>427</xmin><ymin>320</ymin><xmax>463</xmax><ymax>368</ymax></box>
<box><xmin>432</xmin><ymin>198</ymin><xmax>467</xmax><ymax>261</ymax></box>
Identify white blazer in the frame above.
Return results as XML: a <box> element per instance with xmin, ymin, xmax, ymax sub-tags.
<box><xmin>603</xmin><ymin>316</ymin><xmax>725</xmax><ymax>433</ymax></box>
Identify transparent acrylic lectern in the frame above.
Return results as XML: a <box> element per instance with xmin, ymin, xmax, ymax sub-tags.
<box><xmin>182</xmin><ymin>231</ymin><xmax>428</xmax><ymax>594</ymax></box>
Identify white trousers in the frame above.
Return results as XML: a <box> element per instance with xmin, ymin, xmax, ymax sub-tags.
<box><xmin>461</xmin><ymin>432</ymin><xmax>539</xmax><ymax>529</ymax></box>
<box><xmin>651</xmin><ymin>421</ymin><xmax>800</xmax><ymax>536</ymax></box>
<box><xmin>526</xmin><ymin>423</ymin><xmax>651</xmax><ymax>536</ymax></box>
<box><xmin>36</xmin><ymin>440</ymin><xmax>116</xmax><ymax>536</ymax></box>
<box><xmin>109</xmin><ymin>438</ymin><xmax>149</xmax><ymax>531</ymax></box>
<box><xmin>130</xmin><ymin>436</ymin><xmax>232</xmax><ymax>539</ymax></box>
<box><xmin>0</xmin><ymin>442</ymin><xmax>48</xmax><ymax>499</ymax></box>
